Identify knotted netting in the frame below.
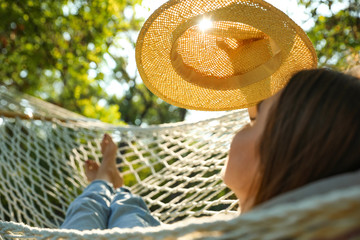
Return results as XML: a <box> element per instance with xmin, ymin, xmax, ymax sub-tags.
<box><xmin>1</xmin><ymin>85</ymin><xmax>360</xmax><ymax>240</ymax></box>
<box><xmin>0</xmin><ymin>85</ymin><xmax>242</xmax><ymax>229</ymax></box>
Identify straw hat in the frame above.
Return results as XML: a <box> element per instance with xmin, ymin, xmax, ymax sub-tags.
<box><xmin>136</xmin><ymin>0</ymin><xmax>318</xmax><ymax>111</ymax></box>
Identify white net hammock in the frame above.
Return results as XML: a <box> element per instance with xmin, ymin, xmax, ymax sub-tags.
<box><xmin>1</xmin><ymin>85</ymin><xmax>360</xmax><ymax>239</ymax></box>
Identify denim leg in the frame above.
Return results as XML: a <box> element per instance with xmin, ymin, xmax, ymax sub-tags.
<box><xmin>61</xmin><ymin>180</ymin><xmax>114</xmax><ymax>230</ymax></box>
<box><xmin>108</xmin><ymin>187</ymin><xmax>161</xmax><ymax>229</ymax></box>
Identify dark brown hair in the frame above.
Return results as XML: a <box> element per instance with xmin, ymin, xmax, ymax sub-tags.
<box><xmin>254</xmin><ymin>69</ymin><xmax>360</xmax><ymax>206</ymax></box>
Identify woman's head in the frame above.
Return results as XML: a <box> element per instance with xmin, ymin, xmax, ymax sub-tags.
<box><xmin>223</xmin><ymin>69</ymin><xmax>360</xmax><ymax>210</ymax></box>
<box><xmin>222</xmin><ymin>92</ymin><xmax>280</xmax><ymax>209</ymax></box>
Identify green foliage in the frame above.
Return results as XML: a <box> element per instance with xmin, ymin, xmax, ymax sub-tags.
<box><xmin>0</xmin><ymin>0</ymin><xmax>186</xmax><ymax>125</ymax></box>
<box><xmin>298</xmin><ymin>0</ymin><xmax>359</xmax><ymax>70</ymax></box>
<box><xmin>6</xmin><ymin>0</ymin><xmax>357</xmax><ymax>124</ymax></box>
<box><xmin>108</xmin><ymin>47</ymin><xmax>187</xmax><ymax>126</ymax></box>
<box><xmin>109</xmin><ymin>84</ymin><xmax>187</xmax><ymax>126</ymax></box>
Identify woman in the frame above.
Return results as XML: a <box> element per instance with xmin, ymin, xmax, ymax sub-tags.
<box><xmin>223</xmin><ymin>68</ymin><xmax>360</xmax><ymax>212</ymax></box>
<box><xmin>61</xmin><ymin>68</ymin><xmax>360</xmax><ymax>229</ymax></box>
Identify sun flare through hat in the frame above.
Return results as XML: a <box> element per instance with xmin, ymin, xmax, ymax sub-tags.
<box><xmin>136</xmin><ymin>0</ymin><xmax>318</xmax><ymax>111</ymax></box>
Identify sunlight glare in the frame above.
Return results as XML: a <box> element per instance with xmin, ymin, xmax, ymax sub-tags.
<box><xmin>198</xmin><ymin>18</ymin><xmax>213</xmax><ymax>31</ymax></box>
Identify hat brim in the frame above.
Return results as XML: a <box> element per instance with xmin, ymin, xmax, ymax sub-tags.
<box><xmin>136</xmin><ymin>0</ymin><xmax>317</xmax><ymax>111</ymax></box>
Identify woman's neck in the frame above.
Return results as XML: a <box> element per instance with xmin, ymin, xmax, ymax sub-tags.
<box><xmin>237</xmin><ymin>196</ymin><xmax>255</xmax><ymax>214</ymax></box>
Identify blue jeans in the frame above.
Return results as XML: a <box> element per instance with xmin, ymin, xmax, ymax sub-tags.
<box><xmin>61</xmin><ymin>180</ymin><xmax>161</xmax><ymax>230</ymax></box>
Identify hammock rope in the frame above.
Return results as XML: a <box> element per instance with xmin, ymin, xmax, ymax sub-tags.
<box><xmin>1</xmin><ymin>186</ymin><xmax>360</xmax><ymax>239</ymax></box>
<box><xmin>1</xmin><ymin>86</ymin><xmax>359</xmax><ymax>239</ymax></box>
<box><xmin>0</xmin><ymin>86</ymin><xmax>241</xmax><ymax>229</ymax></box>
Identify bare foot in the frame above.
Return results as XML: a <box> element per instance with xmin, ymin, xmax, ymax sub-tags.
<box><xmin>95</xmin><ymin>134</ymin><xmax>123</xmax><ymax>188</ymax></box>
<box><xmin>84</xmin><ymin>160</ymin><xmax>99</xmax><ymax>182</ymax></box>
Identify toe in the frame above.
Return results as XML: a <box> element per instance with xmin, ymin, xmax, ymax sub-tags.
<box><xmin>101</xmin><ymin>134</ymin><xmax>110</xmax><ymax>152</ymax></box>
<box><xmin>84</xmin><ymin>160</ymin><xmax>98</xmax><ymax>170</ymax></box>
<box><xmin>89</xmin><ymin>160</ymin><xmax>99</xmax><ymax>169</ymax></box>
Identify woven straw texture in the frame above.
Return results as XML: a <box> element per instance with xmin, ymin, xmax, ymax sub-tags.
<box><xmin>1</xmin><ymin>87</ymin><xmax>360</xmax><ymax>239</ymax></box>
<box><xmin>136</xmin><ymin>0</ymin><xmax>318</xmax><ymax>110</ymax></box>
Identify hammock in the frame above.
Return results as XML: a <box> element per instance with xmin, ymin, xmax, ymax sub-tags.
<box><xmin>1</xmin><ymin>85</ymin><xmax>359</xmax><ymax>239</ymax></box>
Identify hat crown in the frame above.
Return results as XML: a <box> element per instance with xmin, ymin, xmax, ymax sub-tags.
<box><xmin>172</xmin><ymin>21</ymin><xmax>275</xmax><ymax>79</ymax></box>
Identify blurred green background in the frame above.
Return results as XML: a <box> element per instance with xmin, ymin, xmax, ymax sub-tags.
<box><xmin>0</xmin><ymin>0</ymin><xmax>358</xmax><ymax>125</ymax></box>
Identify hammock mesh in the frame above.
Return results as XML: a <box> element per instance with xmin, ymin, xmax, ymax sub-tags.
<box><xmin>0</xmin><ymin>86</ymin><xmax>241</xmax><ymax>228</ymax></box>
<box><xmin>1</xmin><ymin>85</ymin><xmax>360</xmax><ymax>239</ymax></box>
